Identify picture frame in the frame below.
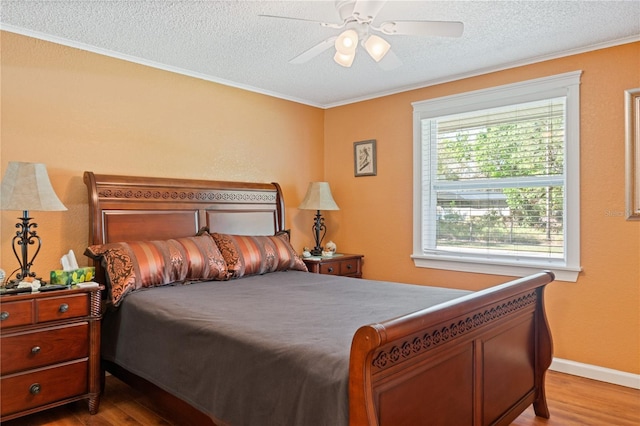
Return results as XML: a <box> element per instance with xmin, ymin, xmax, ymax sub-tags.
<box><xmin>625</xmin><ymin>88</ymin><xmax>640</xmax><ymax>220</ymax></box>
<box><xmin>354</xmin><ymin>139</ymin><xmax>377</xmax><ymax>177</ymax></box>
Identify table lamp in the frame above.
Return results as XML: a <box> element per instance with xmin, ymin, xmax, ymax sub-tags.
<box><xmin>1</xmin><ymin>162</ymin><xmax>67</xmax><ymax>285</ymax></box>
<box><xmin>298</xmin><ymin>182</ymin><xmax>339</xmax><ymax>256</ymax></box>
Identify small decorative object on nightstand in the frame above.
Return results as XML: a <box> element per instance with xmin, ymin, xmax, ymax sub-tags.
<box><xmin>303</xmin><ymin>253</ymin><xmax>363</xmax><ymax>278</ymax></box>
<box><xmin>323</xmin><ymin>240</ymin><xmax>337</xmax><ymax>257</ymax></box>
<box><xmin>0</xmin><ymin>285</ymin><xmax>102</xmax><ymax>422</ymax></box>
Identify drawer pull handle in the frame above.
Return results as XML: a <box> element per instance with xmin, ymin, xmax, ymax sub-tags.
<box><xmin>59</xmin><ymin>303</ymin><xmax>69</xmax><ymax>313</ymax></box>
<box><xmin>328</xmin><ymin>267</ymin><xmax>334</xmax><ymax>273</ymax></box>
<box><xmin>0</xmin><ymin>311</ymin><xmax>8</xmax><ymax>321</ymax></box>
<box><xmin>346</xmin><ymin>264</ymin><xmax>352</xmax><ymax>270</ymax></box>
<box><xmin>29</xmin><ymin>383</ymin><xmax>41</xmax><ymax>395</ymax></box>
<box><xmin>31</xmin><ymin>346</ymin><xmax>41</xmax><ymax>354</ymax></box>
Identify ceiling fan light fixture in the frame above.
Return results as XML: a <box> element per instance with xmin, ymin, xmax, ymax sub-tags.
<box><xmin>334</xmin><ymin>51</ymin><xmax>355</xmax><ymax>67</ymax></box>
<box><xmin>364</xmin><ymin>35</ymin><xmax>391</xmax><ymax>62</ymax></box>
<box><xmin>335</xmin><ymin>29</ymin><xmax>358</xmax><ymax>54</ymax></box>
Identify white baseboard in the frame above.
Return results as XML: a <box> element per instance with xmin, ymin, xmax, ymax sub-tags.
<box><xmin>550</xmin><ymin>358</ymin><xmax>640</xmax><ymax>389</ymax></box>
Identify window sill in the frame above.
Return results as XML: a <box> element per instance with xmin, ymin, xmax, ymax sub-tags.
<box><xmin>411</xmin><ymin>254</ymin><xmax>581</xmax><ymax>282</ymax></box>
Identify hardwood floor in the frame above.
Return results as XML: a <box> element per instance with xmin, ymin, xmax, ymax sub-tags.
<box><xmin>4</xmin><ymin>370</ymin><xmax>639</xmax><ymax>425</ymax></box>
<box><xmin>511</xmin><ymin>371</ymin><xmax>639</xmax><ymax>426</ymax></box>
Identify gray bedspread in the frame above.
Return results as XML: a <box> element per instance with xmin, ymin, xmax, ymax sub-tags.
<box><xmin>102</xmin><ymin>271</ymin><xmax>470</xmax><ymax>426</ymax></box>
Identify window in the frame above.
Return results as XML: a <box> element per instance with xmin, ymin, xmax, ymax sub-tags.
<box><xmin>412</xmin><ymin>72</ymin><xmax>581</xmax><ymax>281</ymax></box>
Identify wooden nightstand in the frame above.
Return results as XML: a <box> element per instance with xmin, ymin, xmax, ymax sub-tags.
<box><xmin>0</xmin><ymin>285</ymin><xmax>102</xmax><ymax>422</ymax></box>
<box><xmin>303</xmin><ymin>253</ymin><xmax>363</xmax><ymax>278</ymax></box>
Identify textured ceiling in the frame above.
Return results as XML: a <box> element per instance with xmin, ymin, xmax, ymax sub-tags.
<box><xmin>1</xmin><ymin>1</ymin><xmax>639</xmax><ymax>108</ymax></box>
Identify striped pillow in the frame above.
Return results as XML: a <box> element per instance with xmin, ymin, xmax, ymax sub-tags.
<box><xmin>211</xmin><ymin>232</ymin><xmax>308</xmax><ymax>279</ymax></box>
<box><xmin>85</xmin><ymin>234</ymin><xmax>228</xmax><ymax>307</ymax></box>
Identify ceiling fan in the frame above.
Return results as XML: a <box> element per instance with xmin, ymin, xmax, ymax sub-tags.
<box><xmin>260</xmin><ymin>0</ymin><xmax>464</xmax><ymax>68</ymax></box>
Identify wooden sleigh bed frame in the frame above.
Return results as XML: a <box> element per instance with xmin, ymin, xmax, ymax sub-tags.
<box><xmin>84</xmin><ymin>171</ymin><xmax>554</xmax><ymax>426</ymax></box>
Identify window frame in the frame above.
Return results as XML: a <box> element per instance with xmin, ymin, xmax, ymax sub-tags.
<box><xmin>412</xmin><ymin>71</ymin><xmax>582</xmax><ymax>282</ymax></box>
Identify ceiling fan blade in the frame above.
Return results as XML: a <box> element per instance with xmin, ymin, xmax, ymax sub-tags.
<box><xmin>352</xmin><ymin>0</ymin><xmax>387</xmax><ymax>21</ymax></box>
<box><xmin>379</xmin><ymin>20</ymin><xmax>464</xmax><ymax>37</ymax></box>
<box><xmin>258</xmin><ymin>14</ymin><xmax>342</xmax><ymax>29</ymax></box>
<box><xmin>289</xmin><ymin>36</ymin><xmax>338</xmax><ymax>64</ymax></box>
<box><xmin>377</xmin><ymin>49</ymin><xmax>402</xmax><ymax>71</ymax></box>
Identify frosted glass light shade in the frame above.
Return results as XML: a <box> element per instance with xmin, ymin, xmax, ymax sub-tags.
<box><xmin>364</xmin><ymin>35</ymin><xmax>391</xmax><ymax>62</ymax></box>
<box><xmin>334</xmin><ymin>51</ymin><xmax>355</xmax><ymax>67</ymax></box>
<box><xmin>335</xmin><ymin>29</ymin><xmax>358</xmax><ymax>54</ymax></box>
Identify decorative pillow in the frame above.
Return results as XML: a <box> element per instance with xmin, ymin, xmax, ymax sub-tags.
<box><xmin>211</xmin><ymin>232</ymin><xmax>308</xmax><ymax>279</ymax></box>
<box><xmin>85</xmin><ymin>234</ymin><xmax>228</xmax><ymax>307</ymax></box>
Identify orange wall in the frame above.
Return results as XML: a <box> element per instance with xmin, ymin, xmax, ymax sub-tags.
<box><xmin>1</xmin><ymin>30</ymin><xmax>638</xmax><ymax>375</ymax></box>
<box><xmin>324</xmin><ymin>42</ymin><xmax>640</xmax><ymax>374</ymax></box>
<box><xmin>0</xmin><ymin>31</ymin><xmax>325</xmax><ymax>274</ymax></box>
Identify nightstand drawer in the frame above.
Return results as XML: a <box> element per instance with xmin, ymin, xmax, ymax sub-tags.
<box><xmin>36</xmin><ymin>293</ymin><xmax>89</xmax><ymax>323</ymax></box>
<box><xmin>303</xmin><ymin>254</ymin><xmax>363</xmax><ymax>278</ymax></box>
<box><xmin>0</xmin><ymin>300</ymin><xmax>33</xmax><ymax>329</ymax></box>
<box><xmin>339</xmin><ymin>259</ymin><xmax>360</xmax><ymax>276</ymax></box>
<box><xmin>319</xmin><ymin>259</ymin><xmax>359</xmax><ymax>275</ymax></box>
<box><xmin>1</xmin><ymin>323</ymin><xmax>89</xmax><ymax>375</ymax></box>
<box><xmin>319</xmin><ymin>261</ymin><xmax>341</xmax><ymax>275</ymax></box>
<box><xmin>0</xmin><ymin>359</ymin><xmax>88</xmax><ymax>417</ymax></box>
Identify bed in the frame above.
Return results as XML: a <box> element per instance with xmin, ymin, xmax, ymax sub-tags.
<box><xmin>83</xmin><ymin>171</ymin><xmax>554</xmax><ymax>426</ymax></box>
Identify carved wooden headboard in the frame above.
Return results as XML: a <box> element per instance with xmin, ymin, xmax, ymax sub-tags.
<box><xmin>83</xmin><ymin>171</ymin><xmax>285</xmax><ymax>246</ymax></box>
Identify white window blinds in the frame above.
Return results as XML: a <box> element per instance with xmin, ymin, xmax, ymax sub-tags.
<box><xmin>424</xmin><ymin>98</ymin><xmax>566</xmax><ymax>259</ymax></box>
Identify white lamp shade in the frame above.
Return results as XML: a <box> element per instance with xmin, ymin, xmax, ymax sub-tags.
<box><xmin>335</xmin><ymin>29</ymin><xmax>358</xmax><ymax>54</ymax></box>
<box><xmin>334</xmin><ymin>51</ymin><xmax>355</xmax><ymax>67</ymax></box>
<box><xmin>0</xmin><ymin>162</ymin><xmax>67</xmax><ymax>211</ymax></box>
<box><xmin>298</xmin><ymin>182</ymin><xmax>339</xmax><ymax>211</ymax></box>
<box><xmin>364</xmin><ymin>35</ymin><xmax>391</xmax><ymax>62</ymax></box>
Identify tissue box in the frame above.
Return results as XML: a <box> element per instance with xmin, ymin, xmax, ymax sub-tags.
<box><xmin>50</xmin><ymin>267</ymin><xmax>95</xmax><ymax>285</ymax></box>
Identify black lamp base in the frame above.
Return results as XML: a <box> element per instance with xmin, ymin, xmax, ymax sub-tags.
<box><xmin>9</xmin><ymin>210</ymin><xmax>42</xmax><ymax>285</ymax></box>
<box><xmin>310</xmin><ymin>210</ymin><xmax>327</xmax><ymax>257</ymax></box>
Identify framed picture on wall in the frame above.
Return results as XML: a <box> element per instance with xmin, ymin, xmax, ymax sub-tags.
<box><xmin>354</xmin><ymin>139</ymin><xmax>377</xmax><ymax>177</ymax></box>
<box><xmin>626</xmin><ymin>88</ymin><xmax>640</xmax><ymax>220</ymax></box>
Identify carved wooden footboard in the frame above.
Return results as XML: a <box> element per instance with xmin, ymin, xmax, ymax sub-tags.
<box><xmin>349</xmin><ymin>271</ymin><xmax>554</xmax><ymax>426</ymax></box>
